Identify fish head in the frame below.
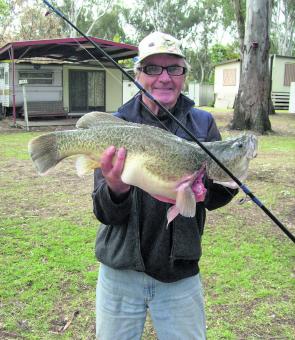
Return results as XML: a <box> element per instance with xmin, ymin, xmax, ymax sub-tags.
<box><xmin>206</xmin><ymin>134</ymin><xmax>258</xmax><ymax>188</ymax></box>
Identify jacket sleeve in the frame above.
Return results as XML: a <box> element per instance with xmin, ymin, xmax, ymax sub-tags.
<box><xmin>92</xmin><ymin>168</ymin><xmax>132</xmax><ymax>225</ymax></box>
<box><xmin>206</xmin><ymin>115</ymin><xmax>222</xmax><ymax>142</ymax></box>
<box><xmin>204</xmin><ymin>178</ymin><xmax>238</xmax><ymax>211</ymax></box>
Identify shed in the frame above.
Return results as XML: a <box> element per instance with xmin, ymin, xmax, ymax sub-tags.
<box><xmin>214</xmin><ymin>59</ymin><xmax>240</xmax><ymax>109</ymax></box>
<box><xmin>0</xmin><ymin>37</ymin><xmax>138</xmax><ymax>120</ymax></box>
<box><xmin>214</xmin><ymin>55</ymin><xmax>295</xmax><ymax>109</ymax></box>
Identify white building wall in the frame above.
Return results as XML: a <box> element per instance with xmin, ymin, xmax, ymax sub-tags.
<box><xmin>123</xmin><ymin>80</ymin><xmax>138</xmax><ymax>104</ymax></box>
<box><xmin>272</xmin><ymin>55</ymin><xmax>295</xmax><ymax>93</ymax></box>
<box><xmin>289</xmin><ymin>82</ymin><xmax>295</xmax><ymax>113</ymax></box>
<box><xmin>105</xmin><ymin>68</ymin><xmax>122</xmax><ymax>112</ymax></box>
<box><xmin>214</xmin><ymin>61</ymin><xmax>240</xmax><ymax>109</ymax></box>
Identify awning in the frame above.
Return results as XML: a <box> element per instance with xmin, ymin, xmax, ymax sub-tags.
<box><xmin>0</xmin><ymin>36</ymin><xmax>138</xmax><ymax>62</ymax></box>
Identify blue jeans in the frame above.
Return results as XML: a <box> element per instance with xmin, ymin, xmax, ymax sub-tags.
<box><xmin>96</xmin><ymin>264</ymin><xmax>206</xmax><ymax>340</ymax></box>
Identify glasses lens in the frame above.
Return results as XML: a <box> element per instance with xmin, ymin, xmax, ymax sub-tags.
<box><xmin>145</xmin><ymin>65</ymin><xmax>162</xmax><ymax>75</ymax></box>
<box><xmin>140</xmin><ymin>65</ymin><xmax>186</xmax><ymax>76</ymax></box>
<box><xmin>167</xmin><ymin>66</ymin><xmax>185</xmax><ymax>76</ymax></box>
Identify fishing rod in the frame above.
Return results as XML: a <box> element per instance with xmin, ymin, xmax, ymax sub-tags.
<box><xmin>43</xmin><ymin>0</ymin><xmax>294</xmax><ymax>244</ymax></box>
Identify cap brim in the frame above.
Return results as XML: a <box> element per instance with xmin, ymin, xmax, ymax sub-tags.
<box><xmin>136</xmin><ymin>51</ymin><xmax>185</xmax><ymax>64</ymax></box>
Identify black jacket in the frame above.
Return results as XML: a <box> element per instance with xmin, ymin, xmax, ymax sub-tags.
<box><xmin>92</xmin><ymin>94</ymin><xmax>238</xmax><ymax>282</ymax></box>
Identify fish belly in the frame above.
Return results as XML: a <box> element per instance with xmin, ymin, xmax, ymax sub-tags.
<box><xmin>121</xmin><ymin>154</ymin><xmax>178</xmax><ymax>200</ymax></box>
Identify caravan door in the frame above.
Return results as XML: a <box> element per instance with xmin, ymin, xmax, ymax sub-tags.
<box><xmin>69</xmin><ymin>70</ymin><xmax>105</xmax><ymax>112</ymax></box>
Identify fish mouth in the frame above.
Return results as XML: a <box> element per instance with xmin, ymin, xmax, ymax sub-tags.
<box><xmin>246</xmin><ymin>134</ymin><xmax>258</xmax><ymax>159</ymax></box>
<box><xmin>207</xmin><ymin>134</ymin><xmax>258</xmax><ymax>188</ymax></box>
<box><xmin>213</xmin><ymin>173</ymin><xmax>248</xmax><ymax>189</ymax></box>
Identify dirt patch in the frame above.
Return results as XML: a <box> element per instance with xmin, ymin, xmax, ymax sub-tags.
<box><xmin>0</xmin><ymin>117</ymin><xmax>21</xmax><ymax>133</ymax></box>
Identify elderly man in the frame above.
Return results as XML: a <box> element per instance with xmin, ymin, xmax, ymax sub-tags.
<box><xmin>93</xmin><ymin>32</ymin><xmax>237</xmax><ymax>340</ymax></box>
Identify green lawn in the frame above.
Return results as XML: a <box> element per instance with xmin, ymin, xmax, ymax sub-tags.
<box><xmin>0</xmin><ymin>111</ymin><xmax>294</xmax><ymax>339</ymax></box>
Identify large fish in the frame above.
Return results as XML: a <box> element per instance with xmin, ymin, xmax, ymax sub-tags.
<box><xmin>28</xmin><ymin>111</ymin><xmax>258</xmax><ymax>223</ymax></box>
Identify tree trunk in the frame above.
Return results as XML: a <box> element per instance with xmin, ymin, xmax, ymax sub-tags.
<box><xmin>232</xmin><ymin>0</ymin><xmax>245</xmax><ymax>56</ymax></box>
<box><xmin>231</xmin><ymin>0</ymin><xmax>273</xmax><ymax>134</ymax></box>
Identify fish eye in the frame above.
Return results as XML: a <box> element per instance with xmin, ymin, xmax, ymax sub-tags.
<box><xmin>237</xmin><ymin>143</ymin><xmax>243</xmax><ymax>148</ymax></box>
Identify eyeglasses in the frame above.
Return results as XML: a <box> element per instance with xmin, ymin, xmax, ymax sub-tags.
<box><xmin>137</xmin><ymin>65</ymin><xmax>187</xmax><ymax>76</ymax></box>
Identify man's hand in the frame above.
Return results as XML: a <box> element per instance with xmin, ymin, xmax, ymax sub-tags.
<box><xmin>100</xmin><ymin>146</ymin><xmax>130</xmax><ymax>195</ymax></box>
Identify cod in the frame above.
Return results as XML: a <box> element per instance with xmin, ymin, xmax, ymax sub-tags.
<box><xmin>28</xmin><ymin>111</ymin><xmax>258</xmax><ymax>223</ymax></box>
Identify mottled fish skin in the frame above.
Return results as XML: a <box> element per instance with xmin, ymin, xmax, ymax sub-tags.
<box><xmin>28</xmin><ymin>112</ymin><xmax>258</xmax><ymax>221</ymax></box>
<box><xmin>39</xmin><ymin>124</ymin><xmax>207</xmax><ymax>181</ymax></box>
<box><xmin>28</xmin><ymin>111</ymin><xmax>257</xmax><ymax>191</ymax></box>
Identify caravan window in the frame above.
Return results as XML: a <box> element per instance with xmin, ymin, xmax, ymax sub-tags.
<box><xmin>0</xmin><ymin>68</ymin><xmax>4</xmax><ymax>79</ymax></box>
<box><xmin>284</xmin><ymin>63</ymin><xmax>295</xmax><ymax>86</ymax></box>
<box><xmin>19</xmin><ymin>71</ymin><xmax>53</xmax><ymax>85</ymax></box>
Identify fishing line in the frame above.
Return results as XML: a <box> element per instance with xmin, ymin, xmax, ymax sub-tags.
<box><xmin>43</xmin><ymin>0</ymin><xmax>295</xmax><ymax>243</ymax></box>
<box><xmin>74</xmin><ymin>42</ymin><xmax>238</xmax><ymax>193</ymax></box>
<box><xmin>72</xmin><ymin>37</ymin><xmax>172</xmax><ymax>132</ymax></box>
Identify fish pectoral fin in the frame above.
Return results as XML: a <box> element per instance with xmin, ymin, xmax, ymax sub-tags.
<box><xmin>76</xmin><ymin>155</ymin><xmax>100</xmax><ymax>177</ymax></box>
<box><xmin>175</xmin><ymin>184</ymin><xmax>196</xmax><ymax>218</ymax></box>
<box><xmin>167</xmin><ymin>205</ymin><xmax>180</xmax><ymax>226</ymax></box>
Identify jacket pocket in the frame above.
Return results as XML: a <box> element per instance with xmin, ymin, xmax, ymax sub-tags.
<box><xmin>172</xmin><ymin>216</ymin><xmax>202</xmax><ymax>260</ymax></box>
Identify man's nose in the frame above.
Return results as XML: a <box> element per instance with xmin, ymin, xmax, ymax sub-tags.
<box><xmin>158</xmin><ymin>69</ymin><xmax>171</xmax><ymax>80</ymax></box>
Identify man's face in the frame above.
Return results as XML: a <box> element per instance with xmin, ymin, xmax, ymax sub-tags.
<box><xmin>137</xmin><ymin>54</ymin><xmax>186</xmax><ymax>110</ymax></box>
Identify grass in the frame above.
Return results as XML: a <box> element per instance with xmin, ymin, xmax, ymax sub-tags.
<box><xmin>0</xmin><ymin>111</ymin><xmax>294</xmax><ymax>339</ymax></box>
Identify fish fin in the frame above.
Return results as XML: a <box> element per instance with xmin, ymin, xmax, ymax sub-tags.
<box><xmin>175</xmin><ymin>183</ymin><xmax>196</xmax><ymax>217</ymax></box>
<box><xmin>167</xmin><ymin>205</ymin><xmax>180</xmax><ymax>226</ymax></box>
<box><xmin>76</xmin><ymin>156</ymin><xmax>100</xmax><ymax>176</ymax></box>
<box><xmin>191</xmin><ymin>165</ymin><xmax>207</xmax><ymax>202</ymax></box>
<box><xmin>76</xmin><ymin>111</ymin><xmax>125</xmax><ymax>129</ymax></box>
<box><xmin>28</xmin><ymin>134</ymin><xmax>61</xmax><ymax>175</ymax></box>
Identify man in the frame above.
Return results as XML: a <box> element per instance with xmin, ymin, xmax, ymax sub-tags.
<box><xmin>93</xmin><ymin>32</ymin><xmax>237</xmax><ymax>339</ymax></box>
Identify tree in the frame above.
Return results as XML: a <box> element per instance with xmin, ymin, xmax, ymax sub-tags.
<box><xmin>17</xmin><ymin>2</ymin><xmax>62</xmax><ymax>41</ymax></box>
<box><xmin>124</xmin><ymin>0</ymin><xmax>203</xmax><ymax>42</ymax></box>
<box><xmin>60</xmin><ymin>0</ymin><xmax>115</xmax><ymax>38</ymax></box>
<box><xmin>124</xmin><ymin>0</ymin><xmax>223</xmax><ymax>83</ymax></box>
<box><xmin>272</xmin><ymin>0</ymin><xmax>295</xmax><ymax>56</ymax></box>
<box><xmin>0</xmin><ymin>0</ymin><xmax>23</xmax><ymax>45</ymax></box>
<box><xmin>230</xmin><ymin>0</ymin><xmax>272</xmax><ymax>133</ymax></box>
<box><xmin>85</xmin><ymin>4</ymin><xmax>127</xmax><ymax>41</ymax></box>
<box><xmin>209</xmin><ymin>43</ymin><xmax>240</xmax><ymax>65</ymax></box>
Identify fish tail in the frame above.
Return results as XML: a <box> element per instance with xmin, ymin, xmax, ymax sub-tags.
<box><xmin>28</xmin><ymin>134</ymin><xmax>62</xmax><ymax>175</ymax></box>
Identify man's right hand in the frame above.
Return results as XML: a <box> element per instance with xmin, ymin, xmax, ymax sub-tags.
<box><xmin>100</xmin><ymin>146</ymin><xmax>131</xmax><ymax>196</ymax></box>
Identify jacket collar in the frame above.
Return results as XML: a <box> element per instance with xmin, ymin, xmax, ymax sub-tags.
<box><xmin>118</xmin><ymin>93</ymin><xmax>195</xmax><ymax>124</ymax></box>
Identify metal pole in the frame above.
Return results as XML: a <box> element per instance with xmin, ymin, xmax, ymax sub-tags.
<box><xmin>11</xmin><ymin>47</ymin><xmax>16</xmax><ymax>125</ymax></box>
<box><xmin>22</xmin><ymin>84</ymin><xmax>29</xmax><ymax>131</ymax></box>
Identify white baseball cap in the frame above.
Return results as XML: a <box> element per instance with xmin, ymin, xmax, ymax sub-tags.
<box><xmin>136</xmin><ymin>32</ymin><xmax>185</xmax><ymax>63</ymax></box>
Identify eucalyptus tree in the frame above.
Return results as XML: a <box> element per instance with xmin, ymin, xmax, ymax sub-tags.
<box><xmin>124</xmin><ymin>0</ymin><xmax>224</xmax><ymax>83</ymax></box>
<box><xmin>231</xmin><ymin>0</ymin><xmax>272</xmax><ymax>133</ymax></box>
<box><xmin>272</xmin><ymin>0</ymin><xmax>295</xmax><ymax>56</ymax></box>
<box><xmin>0</xmin><ymin>0</ymin><xmax>23</xmax><ymax>44</ymax></box>
<box><xmin>17</xmin><ymin>2</ymin><xmax>62</xmax><ymax>41</ymax></box>
<box><xmin>0</xmin><ymin>0</ymin><xmax>9</xmax><ymax>44</ymax></box>
<box><xmin>85</xmin><ymin>4</ymin><xmax>127</xmax><ymax>41</ymax></box>
<box><xmin>59</xmin><ymin>0</ymin><xmax>116</xmax><ymax>38</ymax></box>
<box><xmin>123</xmin><ymin>0</ymin><xmax>203</xmax><ymax>42</ymax></box>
